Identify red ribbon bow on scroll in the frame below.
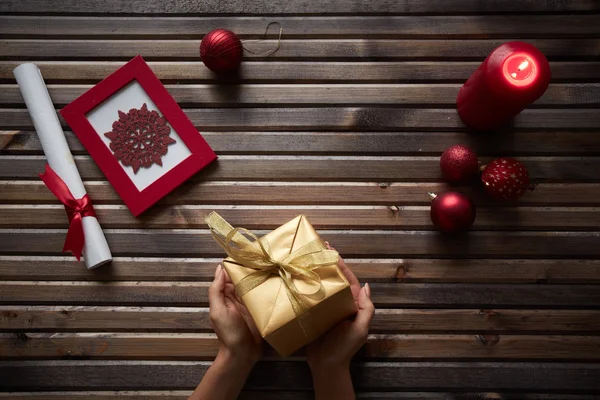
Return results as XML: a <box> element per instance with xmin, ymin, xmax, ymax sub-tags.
<box><xmin>39</xmin><ymin>164</ymin><xmax>96</xmax><ymax>261</ymax></box>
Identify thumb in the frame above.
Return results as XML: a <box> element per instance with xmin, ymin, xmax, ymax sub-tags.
<box><xmin>353</xmin><ymin>283</ymin><xmax>375</xmax><ymax>333</ymax></box>
<box><xmin>208</xmin><ymin>265</ymin><xmax>227</xmax><ymax>315</ymax></box>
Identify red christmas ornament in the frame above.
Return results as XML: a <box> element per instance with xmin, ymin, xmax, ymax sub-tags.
<box><xmin>200</xmin><ymin>29</ymin><xmax>243</xmax><ymax>73</ymax></box>
<box><xmin>481</xmin><ymin>157</ymin><xmax>530</xmax><ymax>201</ymax></box>
<box><xmin>440</xmin><ymin>145</ymin><xmax>479</xmax><ymax>184</ymax></box>
<box><xmin>429</xmin><ymin>192</ymin><xmax>476</xmax><ymax>233</ymax></box>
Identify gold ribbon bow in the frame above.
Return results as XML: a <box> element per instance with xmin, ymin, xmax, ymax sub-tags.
<box><xmin>205</xmin><ymin>212</ymin><xmax>339</xmax><ymax>324</ymax></box>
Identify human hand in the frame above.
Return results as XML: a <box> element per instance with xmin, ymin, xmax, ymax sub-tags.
<box><xmin>189</xmin><ymin>265</ymin><xmax>262</xmax><ymax>400</ymax></box>
<box><xmin>209</xmin><ymin>264</ymin><xmax>262</xmax><ymax>367</ymax></box>
<box><xmin>306</xmin><ymin>248</ymin><xmax>375</xmax><ymax>373</ymax></box>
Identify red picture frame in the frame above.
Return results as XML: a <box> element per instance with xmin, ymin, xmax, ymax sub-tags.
<box><xmin>60</xmin><ymin>55</ymin><xmax>217</xmax><ymax>216</ymax></box>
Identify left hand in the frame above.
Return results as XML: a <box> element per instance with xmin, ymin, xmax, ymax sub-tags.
<box><xmin>209</xmin><ymin>264</ymin><xmax>262</xmax><ymax>365</ymax></box>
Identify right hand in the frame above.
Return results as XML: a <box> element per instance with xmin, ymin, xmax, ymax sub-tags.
<box><xmin>306</xmin><ymin>252</ymin><xmax>375</xmax><ymax>372</ymax></box>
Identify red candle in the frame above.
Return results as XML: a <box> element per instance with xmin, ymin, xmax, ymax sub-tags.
<box><xmin>456</xmin><ymin>41</ymin><xmax>551</xmax><ymax>130</ymax></box>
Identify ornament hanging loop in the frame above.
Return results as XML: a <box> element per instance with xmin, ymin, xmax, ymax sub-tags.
<box><xmin>242</xmin><ymin>22</ymin><xmax>283</xmax><ymax>57</ymax></box>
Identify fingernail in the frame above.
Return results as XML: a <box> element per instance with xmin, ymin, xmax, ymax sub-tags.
<box><xmin>325</xmin><ymin>241</ymin><xmax>335</xmax><ymax>250</ymax></box>
<box><xmin>215</xmin><ymin>264</ymin><xmax>222</xmax><ymax>277</ymax></box>
<box><xmin>365</xmin><ymin>283</ymin><xmax>371</xmax><ymax>297</ymax></box>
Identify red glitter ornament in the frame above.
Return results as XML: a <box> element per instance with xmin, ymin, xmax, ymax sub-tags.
<box><xmin>481</xmin><ymin>157</ymin><xmax>530</xmax><ymax>201</ymax></box>
<box><xmin>429</xmin><ymin>192</ymin><xmax>476</xmax><ymax>233</ymax></box>
<box><xmin>104</xmin><ymin>103</ymin><xmax>176</xmax><ymax>174</ymax></box>
<box><xmin>440</xmin><ymin>144</ymin><xmax>479</xmax><ymax>184</ymax></box>
<box><xmin>200</xmin><ymin>29</ymin><xmax>243</xmax><ymax>73</ymax></box>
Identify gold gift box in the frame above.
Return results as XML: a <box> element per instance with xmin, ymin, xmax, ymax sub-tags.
<box><xmin>207</xmin><ymin>212</ymin><xmax>357</xmax><ymax>356</ymax></box>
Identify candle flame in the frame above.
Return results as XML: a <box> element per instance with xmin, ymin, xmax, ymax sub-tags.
<box><xmin>517</xmin><ymin>60</ymin><xmax>529</xmax><ymax>72</ymax></box>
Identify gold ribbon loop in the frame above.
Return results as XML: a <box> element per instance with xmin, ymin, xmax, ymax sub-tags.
<box><xmin>205</xmin><ymin>212</ymin><xmax>339</xmax><ymax>323</ymax></box>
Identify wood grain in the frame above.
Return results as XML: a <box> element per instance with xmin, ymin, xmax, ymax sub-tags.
<box><xmin>1</xmin><ymin>230</ymin><xmax>599</xmax><ymax>258</ymax></box>
<box><xmin>2</xmin><ymin>155</ymin><xmax>599</xmax><ymax>182</ymax></box>
<box><xmin>2</xmin><ymin>0</ymin><xmax>598</xmax><ymax>14</ymax></box>
<box><xmin>1</xmin><ymin>282</ymin><xmax>600</xmax><ymax>308</ymax></box>
<box><xmin>3</xmin><ymin>83</ymin><xmax>600</xmax><ymax>107</ymax></box>
<box><xmin>1</xmin><ymin>181</ymin><xmax>598</xmax><ymax>207</ymax></box>
<box><xmin>1</xmin><ymin>360</ymin><xmax>598</xmax><ymax>391</ymax></box>
<box><xmin>4</xmin><ymin>130</ymin><xmax>600</xmax><ymax>156</ymax></box>
<box><xmin>3</xmin><ymin>39</ymin><xmax>600</xmax><ymax>60</ymax></box>
<box><xmin>0</xmin><ymin>393</ymin><xmax>198</xmax><ymax>400</ymax></box>
<box><xmin>0</xmin><ymin>282</ymin><xmax>209</xmax><ymax>307</ymax></box>
<box><xmin>3</xmin><ymin>16</ymin><xmax>600</xmax><ymax>38</ymax></box>
<box><xmin>2</xmin><ymin>0</ymin><xmax>600</xmax><ymax>395</ymax></box>
<box><xmin>1</xmin><ymin>205</ymin><xmax>598</xmax><ymax>231</ymax></box>
<box><xmin>5</xmin><ymin>108</ymin><xmax>600</xmax><ymax>131</ymax></box>
<box><xmin>1</xmin><ymin>392</ymin><xmax>599</xmax><ymax>400</ymax></box>
<box><xmin>3</xmin><ymin>61</ymin><xmax>600</xmax><ymax>83</ymax></box>
<box><xmin>3</xmin><ymin>307</ymin><xmax>600</xmax><ymax>334</ymax></box>
<box><xmin>2</xmin><ymin>257</ymin><xmax>600</xmax><ymax>283</ymax></box>
<box><xmin>2</xmin><ymin>333</ymin><xmax>600</xmax><ymax>360</ymax></box>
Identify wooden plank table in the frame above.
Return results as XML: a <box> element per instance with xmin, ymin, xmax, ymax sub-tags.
<box><xmin>1</xmin><ymin>1</ymin><xmax>600</xmax><ymax>398</ymax></box>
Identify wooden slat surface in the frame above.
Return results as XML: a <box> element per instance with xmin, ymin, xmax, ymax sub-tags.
<box><xmin>2</xmin><ymin>0</ymin><xmax>600</xmax><ymax>397</ymax></box>
<box><xmin>3</xmin><ymin>83</ymin><xmax>600</xmax><ymax>106</ymax></box>
<box><xmin>2</xmin><ymin>181</ymin><xmax>599</xmax><ymax>206</ymax></box>
<box><xmin>3</xmin><ymin>307</ymin><xmax>600</xmax><ymax>334</ymax></box>
<box><xmin>1</xmin><ymin>230</ymin><xmax>599</xmax><ymax>258</ymax></box>
<box><xmin>2</xmin><ymin>257</ymin><xmax>600</xmax><ymax>283</ymax></box>
<box><xmin>5</xmin><ymin>108</ymin><xmax>600</xmax><ymax>131</ymax></box>
<box><xmin>2</xmin><ymin>282</ymin><xmax>600</xmax><ymax>309</ymax></box>
<box><xmin>4</xmin><ymin>130</ymin><xmax>600</xmax><ymax>156</ymax></box>
<box><xmin>3</xmin><ymin>61</ymin><xmax>600</xmax><ymax>83</ymax></box>
<box><xmin>2</xmin><ymin>155</ymin><xmax>600</xmax><ymax>182</ymax></box>
<box><xmin>3</xmin><ymin>16</ymin><xmax>600</xmax><ymax>38</ymax></box>
<box><xmin>3</xmin><ymin>333</ymin><xmax>600</xmax><ymax>360</ymax></box>
<box><xmin>1</xmin><ymin>361</ymin><xmax>599</xmax><ymax>391</ymax></box>
<box><xmin>3</xmin><ymin>39</ymin><xmax>600</xmax><ymax>60</ymax></box>
<box><xmin>1</xmin><ymin>205</ymin><xmax>599</xmax><ymax>231</ymax></box>
<box><xmin>2</xmin><ymin>0</ymin><xmax>599</xmax><ymax>14</ymax></box>
<box><xmin>2</xmin><ymin>393</ymin><xmax>600</xmax><ymax>400</ymax></box>
<box><xmin>0</xmin><ymin>156</ymin><xmax>600</xmax><ymax>182</ymax></box>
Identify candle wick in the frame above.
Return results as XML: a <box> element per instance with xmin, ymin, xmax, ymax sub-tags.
<box><xmin>516</xmin><ymin>60</ymin><xmax>529</xmax><ymax>73</ymax></box>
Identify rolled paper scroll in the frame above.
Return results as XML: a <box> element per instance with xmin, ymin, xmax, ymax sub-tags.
<box><xmin>13</xmin><ymin>63</ymin><xmax>112</xmax><ymax>269</ymax></box>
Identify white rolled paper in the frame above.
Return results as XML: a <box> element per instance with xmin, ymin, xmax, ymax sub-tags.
<box><xmin>14</xmin><ymin>63</ymin><xmax>112</xmax><ymax>269</ymax></box>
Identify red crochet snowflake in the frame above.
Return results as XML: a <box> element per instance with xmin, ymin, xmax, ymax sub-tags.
<box><xmin>104</xmin><ymin>103</ymin><xmax>176</xmax><ymax>173</ymax></box>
